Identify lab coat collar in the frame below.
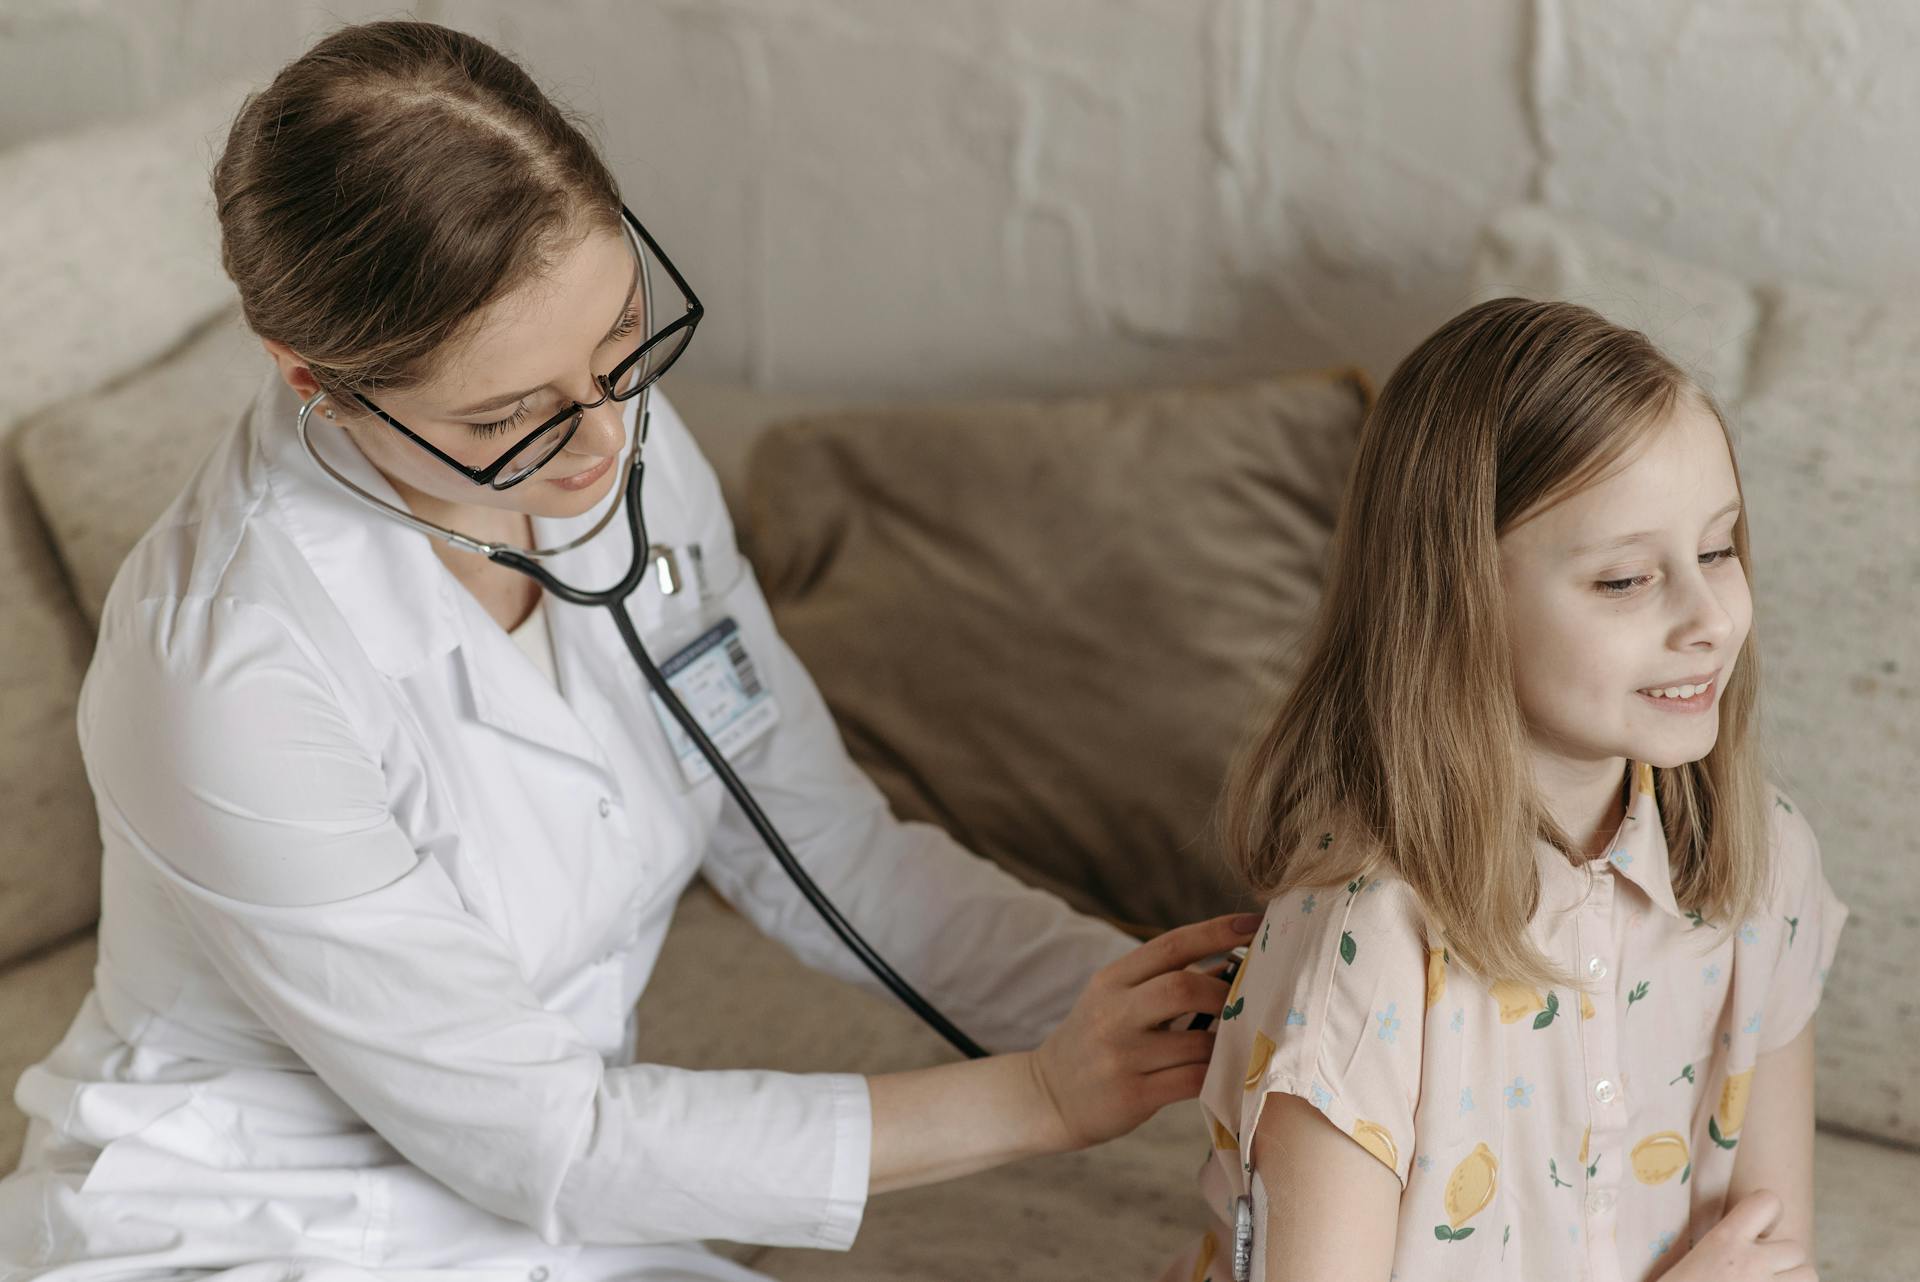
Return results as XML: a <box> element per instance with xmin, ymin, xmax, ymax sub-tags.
<box><xmin>255</xmin><ymin>371</ymin><xmax>645</xmax><ymax>774</ymax></box>
<box><xmin>255</xmin><ymin>372</ymin><xmax>464</xmax><ymax>679</ymax></box>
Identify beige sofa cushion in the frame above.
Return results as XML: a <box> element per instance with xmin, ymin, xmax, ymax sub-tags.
<box><xmin>0</xmin><ymin>85</ymin><xmax>242</xmax><ymax>968</ymax></box>
<box><xmin>1471</xmin><ymin>207</ymin><xmax>1917</xmax><ymax>1149</ymax></box>
<box><xmin>743</xmin><ymin>371</ymin><xmax>1371</xmax><ymax>932</ymax></box>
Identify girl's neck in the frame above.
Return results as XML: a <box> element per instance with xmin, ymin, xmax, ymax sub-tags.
<box><xmin>1533</xmin><ymin>752</ymin><xmax>1631</xmax><ymax>860</ymax></box>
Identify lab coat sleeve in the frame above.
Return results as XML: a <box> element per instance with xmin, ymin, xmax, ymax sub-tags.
<box><xmin>658</xmin><ymin>398</ymin><xmax>1139</xmax><ymax>1055</ymax></box>
<box><xmin>80</xmin><ymin>593</ymin><xmax>870</xmax><ymax>1250</ymax></box>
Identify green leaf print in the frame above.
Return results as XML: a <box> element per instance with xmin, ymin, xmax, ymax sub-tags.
<box><xmin>1221</xmin><ymin>997</ymin><xmax>1245</xmax><ymax>1021</ymax></box>
<box><xmin>1549</xmin><ymin>1158</ymin><xmax>1573</xmax><ymax>1188</ymax></box>
<box><xmin>1775</xmin><ymin>795</ymin><xmax>1794</xmax><ymax>813</ymax></box>
<box><xmin>1346</xmin><ymin>875</ymin><xmax>1367</xmax><ymax>901</ymax></box>
<box><xmin>1261</xmin><ymin>921</ymin><xmax>1270</xmax><ymax>952</ymax></box>
<box><xmin>1709</xmin><ymin>1116</ymin><xmax>1738</xmax><ymax>1150</ymax></box>
<box><xmin>1339</xmin><ymin>930</ymin><xmax>1357</xmax><ymax>965</ymax></box>
<box><xmin>1685</xmin><ymin>909</ymin><xmax>1707</xmax><ymax>930</ymax></box>
<box><xmin>1681</xmin><ymin>1162</ymin><xmax>1691</xmax><ymax>1184</ymax></box>
<box><xmin>1533</xmin><ymin>990</ymin><xmax>1561</xmax><ymax>1029</ymax></box>
<box><xmin>1431</xmin><ymin>1224</ymin><xmax>1476</xmax><ymax>1242</ymax></box>
<box><xmin>1627</xmin><ymin>980</ymin><xmax>1650</xmax><ymax>1010</ymax></box>
<box><xmin>1587</xmin><ymin>1155</ymin><xmax>1599</xmax><ymax>1179</ymax></box>
<box><xmin>1319</xmin><ymin>831</ymin><xmax>1334</xmax><ymax>849</ymax></box>
<box><xmin>1502</xmin><ymin>1224</ymin><xmax>1511</xmax><ymax>1258</ymax></box>
<box><xmin>1670</xmin><ymin>1064</ymin><xmax>1695</xmax><ymax>1086</ymax></box>
<box><xmin>1786</xmin><ymin>915</ymin><xmax>1799</xmax><ymax>947</ymax></box>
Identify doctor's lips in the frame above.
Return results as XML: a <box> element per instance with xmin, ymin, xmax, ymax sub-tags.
<box><xmin>1634</xmin><ymin>670</ymin><xmax>1718</xmax><ymax>713</ymax></box>
<box><xmin>549</xmin><ymin>454</ymin><xmax>616</xmax><ymax>491</ymax></box>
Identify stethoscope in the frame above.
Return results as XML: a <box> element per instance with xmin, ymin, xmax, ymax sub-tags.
<box><xmin>294</xmin><ymin>312</ymin><xmax>988</xmax><ymax>1064</ymax></box>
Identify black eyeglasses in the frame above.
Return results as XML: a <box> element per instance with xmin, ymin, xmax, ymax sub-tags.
<box><xmin>349</xmin><ymin>203</ymin><xmax>702</xmax><ymax>490</ymax></box>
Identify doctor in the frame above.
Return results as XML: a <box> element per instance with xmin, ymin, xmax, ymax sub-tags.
<box><xmin>0</xmin><ymin>19</ymin><xmax>1253</xmax><ymax>1282</ymax></box>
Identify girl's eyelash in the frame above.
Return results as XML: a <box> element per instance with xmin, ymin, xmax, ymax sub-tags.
<box><xmin>465</xmin><ymin>311</ymin><xmax>642</xmax><ymax>436</ymax></box>
<box><xmin>1596</xmin><ymin>547</ymin><xmax>1739</xmax><ymax>596</ymax></box>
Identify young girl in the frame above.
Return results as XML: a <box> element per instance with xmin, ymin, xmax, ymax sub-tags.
<box><xmin>1160</xmin><ymin>299</ymin><xmax>1845</xmax><ymax>1282</ymax></box>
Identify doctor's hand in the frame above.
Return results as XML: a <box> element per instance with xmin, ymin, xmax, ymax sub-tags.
<box><xmin>1030</xmin><ymin>911</ymin><xmax>1260</xmax><ymax>1151</ymax></box>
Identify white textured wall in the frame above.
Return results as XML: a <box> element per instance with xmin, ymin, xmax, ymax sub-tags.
<box><xmin>3</xmin><ymin>1</ymin><xmax>1915</xmax><ymax>394</ymax></box>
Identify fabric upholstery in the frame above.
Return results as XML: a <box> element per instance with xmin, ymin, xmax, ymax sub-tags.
<box><xmin>742</xmin><ymin>371</ymin><xmax>1371</xmax><ymax>932</ymax></box>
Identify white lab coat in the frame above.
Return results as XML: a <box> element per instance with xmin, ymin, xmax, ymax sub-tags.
<box><xmin>0</xmin><ymin>370</ymin><xmax>1135</xmax><ymax>1281</ymax></box>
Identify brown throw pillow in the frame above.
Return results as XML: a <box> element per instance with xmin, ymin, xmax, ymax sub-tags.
<box><xmin>743</xmin><ymin>370</ymin><xmax>1370</xmax><ymax>932</ymax></box>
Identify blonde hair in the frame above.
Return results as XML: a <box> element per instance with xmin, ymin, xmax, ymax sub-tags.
<box><xmin>1221</xmin><ymin>298</ymin><xmax>1772</xmax><ymax>990</ymax></box>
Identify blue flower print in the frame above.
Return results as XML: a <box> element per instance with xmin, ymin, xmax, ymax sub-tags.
<box><xmin>1449</xmin><ymin>1007</ymin><xmax>1465</xmax><ymax>1034</ymax></box>
<box><xmin>1503</xmin><ymin>1076</ymin><xmax>1534</xmax><ymax>1109</ymax></box>
<box><xmin>1459</xmin><ymin>1088</ymin><xmax>1475</xmax><ymax>1115</ymax></box>
<box><xmin>1375</xmin><ymin>1002</ymin><xmax>1402</xmax><ymax>1044</ymax></box>
<box><xmin>1309</xmin><ymin>1081</ymin><xmax>1332</xmax><ymax>1110</ymax></box>
<box><xmin>1364</xmin><ymin>878</ymin><xmax>1382</xmax><ymax>894</ymax></box>
<box><xmin>1738</xmin><ymin>922</ymin><xmax>1758</xmax><ymax>945</ymax></box>
<box><xmin>1567</xmin><ymin>1224</ymin><xmax>1579</xmax><ymax>1244</ymax></box>
<box><xmin>1703</xmin><ymin>963</ymin><xmax>1721</xmax><ymax>985</ymax></box>
<box><xmin>1608</xmin><ymin>848</ymin><xmax>1634</xmax><ymax>869</ymax></box>
<box><xmin>1743</xmin><ymin>1011</ymin><xmax>1763</xmax><ymax>1035</ymax></box>
<box><xmin>1416</xmin><ymin>1154</ymin><xmax>1434</xmax><ymax>1172</ymax></box>
<box><xmin>1285</xmin><ymin>1007</ymin><xmax>1307</xmax><ymax>1027</ymax></box>
<box><xmin>1301</xmin><ymin>894</ymin><xmax>1317</xmax><ymax>915</ymax></box>
<box><xmin>1652</xmin><ymin>1232</ymin><xmax>1676</xmax><ymax>1258</ymax></box>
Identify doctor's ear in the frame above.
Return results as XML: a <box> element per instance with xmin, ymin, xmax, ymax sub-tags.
<box><xmin>261</xmin><ymin>339</ymin><xmax>341</xmax><ymax>419</ymax></box>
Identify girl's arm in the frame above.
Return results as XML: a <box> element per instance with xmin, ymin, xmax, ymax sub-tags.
<box><xmin>1723</xmin><ymin>1020</ymin><xmax>1817</xmax><ymax>1250</ymax></box>
<box><xmin>1251</xmin><ymin>1093</ymin><xmax>1401</xmax><ymax>1281</ymax></box>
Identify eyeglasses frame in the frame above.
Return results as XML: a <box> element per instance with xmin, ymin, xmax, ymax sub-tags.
<box><xmin>347</xmin><ymin>203</ymin><xmax>702</xmax><ymax>490</ymax></box>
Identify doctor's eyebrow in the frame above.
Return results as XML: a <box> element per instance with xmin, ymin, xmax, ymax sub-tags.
<box><xmin>1568</xmin><ymin>497</ymin><xmax>1742</xmax><ymax>558</ymax></box>
<box><xmin>447</xmin><ymin>249</ymin><xmax>643</xmax><ymax>418</ymax></box>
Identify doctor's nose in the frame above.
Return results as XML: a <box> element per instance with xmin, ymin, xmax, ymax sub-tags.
<box><xmin>563</xmin><ymin>397</ymin><xmax>627</xmax><ymax>458</ymax></box>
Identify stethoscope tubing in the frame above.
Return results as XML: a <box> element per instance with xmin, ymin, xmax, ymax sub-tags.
<box><xmin>296</xmin><ymin>387</ymin><xmax>988</xmax><ymax>1060</ymax></box>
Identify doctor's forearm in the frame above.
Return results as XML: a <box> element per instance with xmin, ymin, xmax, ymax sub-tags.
<box><xmin>866</xmin><ymin>1052</ymin><xmax>1071</xmax><ymax>1194</ymax></box>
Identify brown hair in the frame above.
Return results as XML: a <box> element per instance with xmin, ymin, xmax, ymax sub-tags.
<box><xmin>1221</xmin><ymin>298</ymin><xmax>1771</xmax><ymax>990</ymax></box>
<box><xmin>211</xmin><ymin>19</ymin><xmax>621</xmax><ymax>398</ymax></box>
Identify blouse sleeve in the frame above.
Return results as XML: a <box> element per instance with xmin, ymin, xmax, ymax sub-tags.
<box><xmin>79</xmin><ymin>594</ymin><xmax>870</xmax><ymax>1250</ymax></box>
<box><xmin>1202</xmin><ymin>868</ymin><xmax>1431</xmax><ymax>1190</ymax></box>
<box><xmin>1753</xmin><ymin>790</ymin><xmax>1850</xmax><ymax>1056</ymax></box>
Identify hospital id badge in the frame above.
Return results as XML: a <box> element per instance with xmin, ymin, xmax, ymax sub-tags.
<box><xmin>647</xmin><ymin>616</ymin><xmax>781</xmax><ymax>787</ymax></box>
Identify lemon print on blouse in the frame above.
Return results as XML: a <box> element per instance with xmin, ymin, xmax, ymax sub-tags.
<box><xmin>1490</xmin><ymin>980</ymin><xmax>1547</xmax><ymax>1024</ymax></box>
<box><xmin>1578</xmin><ymin>1124</ymin><xmax>1591</xmax><ymax>1166</ymax></box>
<box><xmin>1580</xmin><ymin>990</ymin><xmax>1595</xmax><ymax>1020</ymax></box>
<box><xmin>1189</xmin><ymin>1229</ymin><xmax>1216</xmax><ymax>1282</ymax></box>
<box><xmin>1352</xmin><ymin>1119</ymin><xmax>1398</xmax><ymax>1172</ymax></box>
<box><xmin>1211</xmin><ymin>1115</ymin><xmax>1238</xmax><ymax>1150</ymax></box>
<box><xmin>1636</xmin><ymin>760</ymin><xmax>1656</xmax><ymax>795</ymax></box>
<box><xmin>1630</xmin><ymin>1130</ymin><xmax>1690</xmax><ymax>1184</ymax></box>
<box><xmin>1711</xmin><ymin>1068</ymin><xmax>1753</xmax><ymax>1149</ymax></box>
<box><xmin>1244</xmin><ymin>1032</ymin><xmax>1277</xmax><ymax>1091</ymax></box>
<box><xmin>1436</xmin><ymin>1142</ymin><xmax>1497</xmax><ymax>1241</ymax></box>
<box><xmin>1426</xmin><ymin>946</ymin><xmax>1448</xmax><ymax>1009</ymax></box>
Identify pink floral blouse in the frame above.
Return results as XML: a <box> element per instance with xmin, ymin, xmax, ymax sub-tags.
<box><xmin>1159</xmin><ymin>762</ymin><xmax>1848</xmax><ymax>1282</ymax></box>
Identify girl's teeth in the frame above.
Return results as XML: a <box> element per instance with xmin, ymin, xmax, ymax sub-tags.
<box><xmin>1643</xmin><ymin>682</ymin><xmax>1708</xmax><ymax>699</ymax></box>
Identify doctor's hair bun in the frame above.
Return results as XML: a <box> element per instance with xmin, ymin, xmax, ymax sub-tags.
<box><xmin>211</xmin><ymin>19</ymin><xmax>622</xmax><ymax>398</ymax></box>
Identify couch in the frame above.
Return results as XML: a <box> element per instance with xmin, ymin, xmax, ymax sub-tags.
<box><xmin>2</xmin><ymin>90</ymin><xmax>1912</xmax><ymax>1280</ymax></box>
